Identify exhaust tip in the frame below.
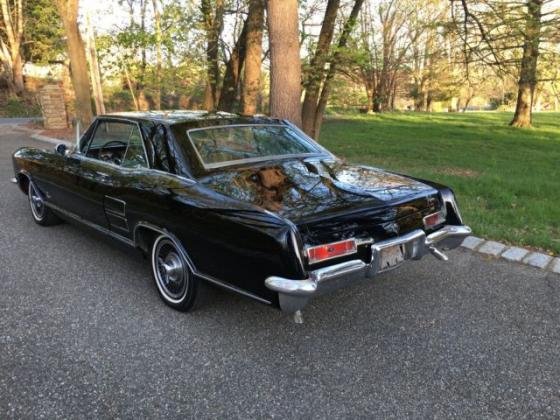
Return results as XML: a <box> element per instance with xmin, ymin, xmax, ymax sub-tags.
<box><xmin>429</xmin><ymin>246</ymin><xmax>449</xmax><ymax>261</ymax></box>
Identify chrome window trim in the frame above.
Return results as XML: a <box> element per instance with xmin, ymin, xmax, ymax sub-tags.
<box><xmin>185</xmin><ymin>123</ymin><xmax>330</xmax><ymax>170</ymax></box>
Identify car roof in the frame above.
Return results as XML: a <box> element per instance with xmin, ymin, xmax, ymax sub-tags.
<box><xmin>102</xmin><ymin>110</ymin><xmax>286</xmax><ymax>128</ymax></box>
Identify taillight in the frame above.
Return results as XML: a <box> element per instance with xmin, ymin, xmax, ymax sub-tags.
<box><xmin>305</xmin><ymin>239</ymin><xmax>357</xmax><ymax>265</ymax></box>
<box><xmin>423</xmin><ymin>210</ymin><xmax>446</xmax><ymax>229</ymax></box>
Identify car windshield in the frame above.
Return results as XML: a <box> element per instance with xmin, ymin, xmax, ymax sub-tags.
<box><xmin>187</xmin><ymin>124</ymin><xmax>323</xmax><ymax>169</ymax></box>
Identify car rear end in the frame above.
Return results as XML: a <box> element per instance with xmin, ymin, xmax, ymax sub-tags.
<box><xmin>266</xmin><ymin>188</ymin><xmax>471</xmax><ymax>312</ymax></box>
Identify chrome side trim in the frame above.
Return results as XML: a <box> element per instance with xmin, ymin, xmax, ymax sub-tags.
<box><xmin>196</xmin><ymin>272</ymin><xmax>272</xmax><ymax>305</ymax></box>
<box><xmin>44</xmin><ymin>201</ymin><xmax>135</xmax><ymax>247</ymax></box>
<box><xmin>104</xmin><ymin>196</ymin><xmax>126</xmax><ymax>217</ymax></box>
<box><xmin>290</xmin><ymin>229</ymin><xmax>305</xmax><ymax>273</ymax></box>
<box><xmin>66</xmin><ymin>153</ymin><xmax>197</xmax><ymax>186</ymax></box>
<box><xmin>133</xmin><ymin>221</ymin><xmax>272</xmax><ymax>305</ymax></box>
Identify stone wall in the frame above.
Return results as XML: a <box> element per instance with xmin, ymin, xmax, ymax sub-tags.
<box><xmin>39</xmin><ymin>84</ymin><xmax>68</xmax><ymax>129</ymax></box>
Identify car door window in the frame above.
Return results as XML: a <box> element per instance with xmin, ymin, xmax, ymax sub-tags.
<box><xmin>85</xmin><ymin>121</ymin><xmax>132</xmax><ymax>164</ymax></box>
<box><xmin>84</xmin><ymin>121</ymin><xmax>147</xmax><ymax>168</ymax></box>
<box><xmin>121</xmin><ymin>127</ymin><xmax>148</xmax><ymax>169</ymax></box>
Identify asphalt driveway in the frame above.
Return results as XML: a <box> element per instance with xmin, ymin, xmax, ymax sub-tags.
<box><xmin>1</xmin><ymin>125</ymin><xmax>559</xmax><ymax>418</ymax></box>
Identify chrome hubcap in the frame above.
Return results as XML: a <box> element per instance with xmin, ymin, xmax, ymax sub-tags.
<box><xmin>29</xmin><ymin>184</ymin><xmax>45</xmax><ymax>219</ymax></box>
<box><xmin>154</xmin><ymin>239</ymin><xmax>188</xmax><ymax>301</ymax></box>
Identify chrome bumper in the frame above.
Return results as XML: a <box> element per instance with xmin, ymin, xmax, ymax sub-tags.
<box><xmin>266</xmin><ymin>225</ymin><xmax>471</xmax><ymax>312</ymax></box>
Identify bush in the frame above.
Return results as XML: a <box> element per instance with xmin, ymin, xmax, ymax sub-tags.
<box><xmin>2</xmin><ymin>97</ymin><xmax>42</xmax><ymax>117</ymax></box>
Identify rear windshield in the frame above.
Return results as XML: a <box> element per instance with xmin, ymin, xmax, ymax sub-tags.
<box><xmin>186</xmin><ymin>124</ymin><xmax>322</xmax><ymax>169</ymax></box>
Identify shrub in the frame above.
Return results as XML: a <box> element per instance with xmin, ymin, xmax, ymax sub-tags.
<box><xmin>2</xmin><ymin>97</ymin><xmax>42</xmax><ymax>117</ymax></box>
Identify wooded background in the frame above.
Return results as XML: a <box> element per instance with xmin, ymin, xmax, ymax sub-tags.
<box><xmin>1</xmin><ymin>0</ymin><xmax>559</xmax><ymax>135</ymax></box>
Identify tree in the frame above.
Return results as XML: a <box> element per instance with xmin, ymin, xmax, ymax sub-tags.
<box><xmin>85</xmin><ymin>12</ymin><xmax>105</xmax><ymax>115</ymax></box>
<box><xmin>310</xmin><ymin>0</ymin><xmax>365</xmax><ymax>138</ymax></box>
<box><xmin>451</xmin><ymin>0</ymin><xmax>559</xmax><ymax>127</ymax></box>
<box><xmin>510</xmin><ymin>0</ymin><xmax>542</xmax><ymax>127</ymax></box>
<box><xmin>23</xmin><ymin>0</ymin><xmax>64</xmax><ymax>64</ymax></box>
<box><xmin>241</xmin><ymin>0</ymin><xmax>264</xmax><ymax>116</ymax></box>
<box><xmin>201</xmin><ymin>0</ymin><xmax>225</xmax><ymax>111</ymax></box>
<box><xmin>301</xmin><ymin>0</ymin><xmax>340</xmax><ymax>135</ymax></box>
<box><xmin>152</xmin><ymin>0</ymin><xmax>162</xmax><ymax>110</ymax></box>
<box><xmin>218</xmin><ymin>15</ymin><xmax>247</xmax><ymax>112</ymax></box>
<box><xmin>0</xmin><ymin>0</ymin><xmax>25</xmax><ymax>95</ymax></box>
<box><xmin>267</xmin><ymin>0</ymin><xmax>302</xmax><ymax>126</ymax></box>
<box><xmin>55</xmin><ymin>0</ymin><xmax>93</xmax><ymax>125</ymax></box>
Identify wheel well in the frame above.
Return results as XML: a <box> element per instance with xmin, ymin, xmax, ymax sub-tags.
<box><xmin>134</xmin><ymin>226</ymin><xmax>160</xmax><ymax>254</ymax></box>
<box><xmin>16</xmin><ymin>173</ymin><xmax>29</xmax><ymax>194</ymax></box>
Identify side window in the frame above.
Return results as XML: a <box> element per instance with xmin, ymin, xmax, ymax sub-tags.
<box><xmin>121</xmin><ymin>128</ymin><xmax>148</xmax><ymax>168</ymax></box>
<box><xmin>83</xmin><ymin>121</ymin><xmax>147</xmax><ymax>168</ymax></box>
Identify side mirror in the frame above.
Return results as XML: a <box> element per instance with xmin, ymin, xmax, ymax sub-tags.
<box><xmin>55</xmin><ymin>143</ymin><xmax>68</xmax><ymax>156</ymax></box>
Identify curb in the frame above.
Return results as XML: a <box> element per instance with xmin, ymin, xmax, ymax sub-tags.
<box><xmin>461</xmin><ymin>236</ymin><xmax>560</xmax><ymax>274</ymax></box>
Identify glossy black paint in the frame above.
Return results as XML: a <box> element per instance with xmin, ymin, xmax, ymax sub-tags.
<box><xmin>12</xmin><ymin>111</ymin><xmax>462</xmax><ymax>309</ymax></box>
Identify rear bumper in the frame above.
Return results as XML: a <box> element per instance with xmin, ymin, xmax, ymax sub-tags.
<box><xmin>265</xmin><ymin>224</ymin><xmax>471</xmax><ymax>312</ymax></box>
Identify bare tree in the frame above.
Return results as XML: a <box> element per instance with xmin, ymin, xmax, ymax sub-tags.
<box><xmin>0</xmin><ymin>0</ymin><xmax>24</xmax><ymax>95</ymax></box>
<box><xmin>241</xmin><ymin>0</ymin><xmax>264</xmax><ymax>116</ymax></box>
<box><xmin>55</xmin><ymin>0</ymin><xmax>94</xmax><ymax>125</ymax></box>
<box><xmin>267</xmin><ymin>0</ymin><xmax>302</xmax><ymax>126</ymax></box>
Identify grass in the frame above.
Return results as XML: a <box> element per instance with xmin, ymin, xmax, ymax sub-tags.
<box><xmin>319</xmin><ymin>112</ymin><xmax>560</xmax><ymax>255</ymax></box>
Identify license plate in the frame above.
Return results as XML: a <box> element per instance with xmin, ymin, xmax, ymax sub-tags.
<box><xmin>379</xmin><ymin>244</ymin><xmax>405</xmax><ymax>271</ymax></box>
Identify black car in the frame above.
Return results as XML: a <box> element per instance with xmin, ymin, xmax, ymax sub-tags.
<box><xmin>12</xmin><ymin>111</ymin><xmax>471</xmax><ymax>314</ymax></box>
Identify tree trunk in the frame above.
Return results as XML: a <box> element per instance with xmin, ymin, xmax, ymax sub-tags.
<box><xmin>56</xmin><ymin>0</ymin><xmax>94</xmax><ymax>125</ymax></box>
<box><xmin>510</xmin><ymin>0</ymin><xmax>542</xmax><ymax>128</ymax></box>
<box><xmin>301</xmin><ymin>0</ymin><xmax>340</xmax><ymax>135</ymax></box>
<box><xmin>218</xmin><ymin>18</ymin><xmax>248</xmax><ymax>112</ymax></box>
<box><xmin>201</xmin><ymin>0</ymin><xmax>225</xmax><ymax>112</ymax></box>
<box><xmin>0</xmin><ymin>0</ymin><xmax>25</xmax><ymax>96</ymax></box>
<box><xmin>241</xmin><ymin>0</ymin><xmax>264</xmax><ymax>116</ymax></box>
<box><xmin>267</xmin><ymin>0</ymin><xmax>302</xmax><ymax>127</ymax></box>
<box><xmin>11</xmin><ymin>53</ymin><xmax>24</xmax><ymax>93</ymax></box>
<box><xmin>152</xmin><ymin>0</ymin><xmax>162</xmax><ymax>110</ymax></box>
<box><xmin>364</xmin><ymin>79</ymin><xmax>374</xmax><ymax>113</ymax></box>
<box><xmin>121</xmin><ymin>58</ymin><xmax>139</xmax><ymax>111</ymax></box>
<box><xmin>85</xmin><ymin>12</ymin><xmax>105</xmax><ymax>115</ymax></box>
<box><xmin>312</xmin><ymin>0</ymin><xmax>365</xmax><ymax>139</ymax></box>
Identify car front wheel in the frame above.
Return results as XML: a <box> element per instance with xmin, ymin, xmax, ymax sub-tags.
<box><xmin>28</xmin><ymin>181</ymin><xmax>62</xmax><ymax>226</ymax></box>
<box><xmin>151</xmin><ymin>234</ymin><xmax>205</xmax><ymax>312</ymax></box>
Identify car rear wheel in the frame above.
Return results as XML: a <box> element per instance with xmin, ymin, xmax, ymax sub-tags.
<box><xmin>151</xmin><ymin>234</ymin><xmax>205</xmax><ymax>312</ymax></box>
<box><xmin>28</xmin><ymin>181</ymin><xmax>62</xmax><ymax>226</ymax></box>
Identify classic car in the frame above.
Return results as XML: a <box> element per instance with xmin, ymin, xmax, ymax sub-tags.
<box><xmin>12</xmin><ymin>111</ymin><xmax>471</xmax><ymax>315</ymax></box>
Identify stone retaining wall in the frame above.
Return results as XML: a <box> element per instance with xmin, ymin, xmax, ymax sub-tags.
<box><xmin>38</xmin><ymin>84</ymin><xmax>68</xmax><ymax>129</ymax></box>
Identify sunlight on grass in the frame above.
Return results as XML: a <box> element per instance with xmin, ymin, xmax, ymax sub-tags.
<box><xmin>320</xmin><ymin>112</ymin><xmax>560</xmax><ymax>254</ymax></box>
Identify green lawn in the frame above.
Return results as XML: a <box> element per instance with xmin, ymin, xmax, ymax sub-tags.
<box><xmin>320</xmin><ymin>112</ymin><xmax>560</xmax><ymax>255</ymax></box>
